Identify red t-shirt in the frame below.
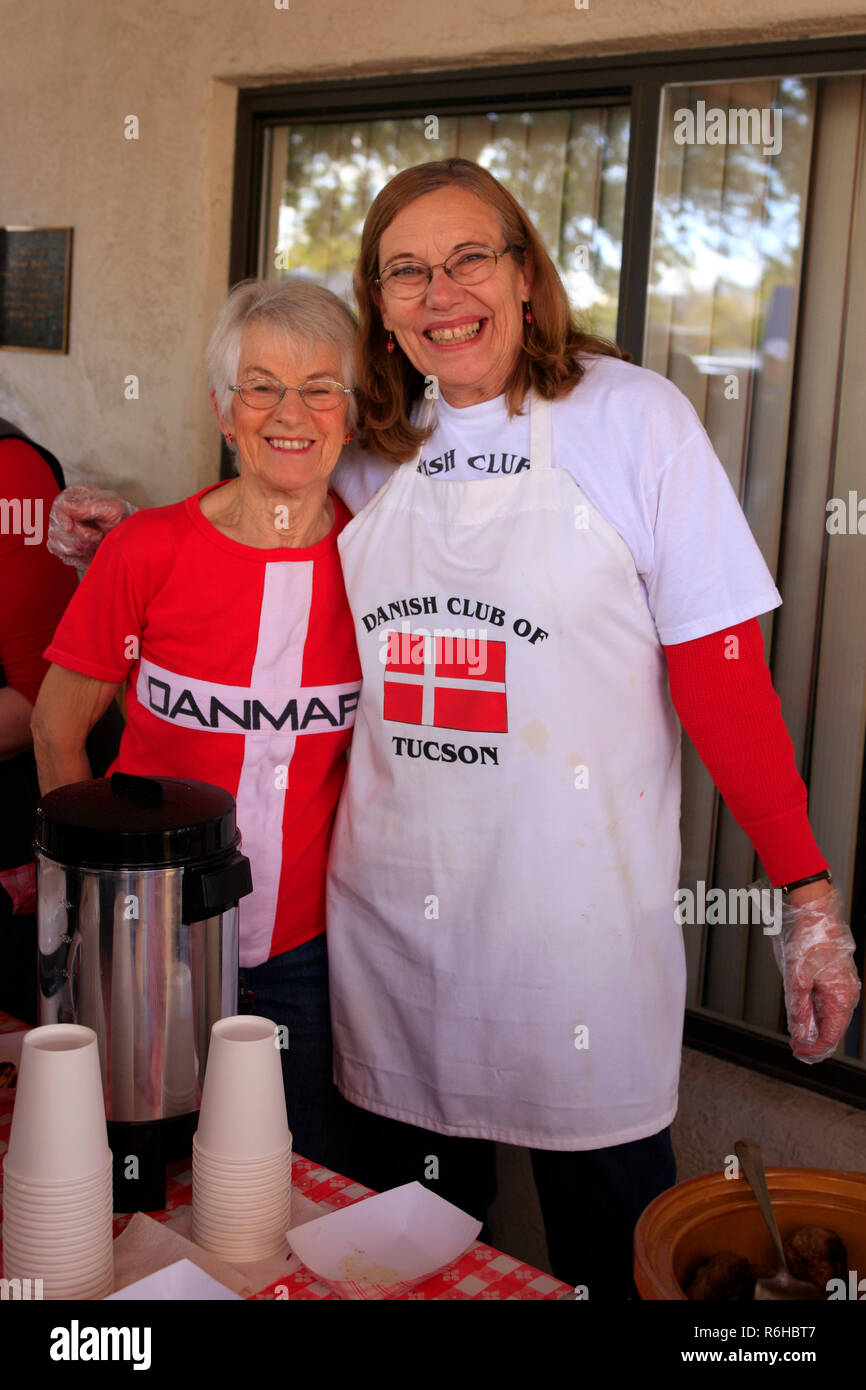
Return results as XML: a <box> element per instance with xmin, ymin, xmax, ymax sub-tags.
<box><xmin>0</xmin><ymin>439</ymin><xmax>77</xmax><ymax>705</ymax></box>
<box><xmin>0</xmin><ymin>439</ymin><xmax>77</xmax><ymax>871</ymax></box>
<box><xmin>45</xmin><ymin>483</ymin><xmax>362</xmax><ymax>966</ymax></box>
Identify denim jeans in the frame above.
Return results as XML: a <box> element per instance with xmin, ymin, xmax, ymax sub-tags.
<box><xmin>238</xmin><ymin>931</ymin><xmax>364</xmax><ymax>1178</ymax></box>
<box><xmin>529</xmin><ymin>1127</ymin><xmax>677</xmax><ymax>1297</ymax></box>
<box><xmin>339</xmin><ymin>1105</ymin><xmax>676</xmax><ymax>1299</ymax></box>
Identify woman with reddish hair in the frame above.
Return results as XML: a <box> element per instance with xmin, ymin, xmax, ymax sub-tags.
<box><xmin>327</xmin><ymin>158</ymin><xmax>859</xmax><ymax>1296</ymax></box>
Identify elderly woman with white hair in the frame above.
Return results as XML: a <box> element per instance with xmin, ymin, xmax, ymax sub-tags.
<box><xmin>31</xmin><ymin>278</ymin><xmax>363</xmax><ymax>1172</ymax></box>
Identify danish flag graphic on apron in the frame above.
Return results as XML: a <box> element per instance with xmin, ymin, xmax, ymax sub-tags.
<box><xmin>326</xmin><ymin>392</ymin><xmax>687</xmax><ymax>1149</ymax></box>
<box><xmin>383</xmin><ymin>632</ymin><xmax>508</xmax><ymax>732</ymax></box>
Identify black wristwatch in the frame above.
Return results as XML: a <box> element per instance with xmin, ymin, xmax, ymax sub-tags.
<box><xmin>779</xmin><ymin>869</ymin><xmax>832</xmax><ymax>895</ymax></box>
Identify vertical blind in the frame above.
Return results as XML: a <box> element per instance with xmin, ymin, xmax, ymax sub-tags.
<box><xmin>645</xmin><ymin>75</ymin><xmax>866</xmax><ymax>1061</ymax></box>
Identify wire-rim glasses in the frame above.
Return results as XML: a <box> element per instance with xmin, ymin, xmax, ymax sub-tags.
<box><xmin>230</xmin><ymin>378</ymin><xmax>354</xmax><ymax>411</ymax></box>
<box><xmin>374</xmin><ymin>244</ymin><xmax>518</xmax><ymax>299</ymax></box>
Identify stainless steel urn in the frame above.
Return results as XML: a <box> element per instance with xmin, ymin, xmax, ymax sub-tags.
<box><xmin>34</xmin><ymin>772</ymin><xmax>252</xmax><ymax>1211</ymax></box>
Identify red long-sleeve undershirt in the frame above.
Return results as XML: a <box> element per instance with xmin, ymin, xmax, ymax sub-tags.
<box><xmin>663</xmin><ymin>617</ymin><xmax>828</xmax><ymax>887</ymax></box>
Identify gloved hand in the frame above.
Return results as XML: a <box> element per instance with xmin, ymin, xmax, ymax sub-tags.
<box><xmin>47</xmin><ymin>486</ymin><xmax>136</xmax><ymax>567</ymax></box>
<box><xmin>772</xmin><ymin>885</ymin><xmax>861</xmax><ymax>1064</ymax></box>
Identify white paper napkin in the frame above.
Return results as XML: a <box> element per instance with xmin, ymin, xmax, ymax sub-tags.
<box><xmin>107</xmin><ymin>1258</ymin><xmax>243</xmax><ymax>1301</ymax></box>
<box><xmin>111</xmin><ymin>1211</ymin><xmax>253</xmax><ymax>1296</ymax></box>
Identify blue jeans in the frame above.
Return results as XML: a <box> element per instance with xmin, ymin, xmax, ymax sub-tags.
<box><xmin>529</xmin><ymin>1128</ymin><xmax>677</xmax><ymax>1297</ymax></box>
<box><xmin>341</xmin><ymin>1105</ymin><xmax>676</xmax><ymax>1298</ymax></box>
<box><xmin>238</xmin><ymin>932</ymin><xmax>364</xmax><ymax>1178</ymax></box>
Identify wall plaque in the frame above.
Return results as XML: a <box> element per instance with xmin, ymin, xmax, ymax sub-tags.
<box><xmin>0</xmin><ymin>226</ymin><xmax>72</xmax><ymax>354</ymax></box>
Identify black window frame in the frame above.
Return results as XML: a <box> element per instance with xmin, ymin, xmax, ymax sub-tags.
<box><xmin>229</xmin><ymin>34</ymin><xmax>866</xmax><ymax>1111</ymax></box>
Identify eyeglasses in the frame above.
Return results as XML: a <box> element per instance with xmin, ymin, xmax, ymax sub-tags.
<box><xmin>374</xmin><ymin>244</ymin><xmax>518</xmax><ymax>299</ymax></box>
<box><xmin>230</xmin><ymin>378</ymin><xmax>354</xmax><ymax>411</ymax></box>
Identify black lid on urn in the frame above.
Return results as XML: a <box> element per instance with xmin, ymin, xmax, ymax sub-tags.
<box><xmin>34</xmin><ymin>773</ymin><xmax>241</xmax><ymax>869</ymax></box>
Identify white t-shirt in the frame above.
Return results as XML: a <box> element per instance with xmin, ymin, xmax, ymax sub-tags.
<box><xmin>333</xmin><ymin>353</ymin><xmax>782</xmax><ymax>645</ymax></box>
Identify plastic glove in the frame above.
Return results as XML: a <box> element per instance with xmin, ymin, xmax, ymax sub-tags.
<box><xmin>772</xmin><ymin>885</ymin><xmax>861</xmax><ymax>1064</ymax></box>
<box><xmin>47</xmin><ymin>486</ymin><xmax>136</xmax><ymax>567</ymax></box>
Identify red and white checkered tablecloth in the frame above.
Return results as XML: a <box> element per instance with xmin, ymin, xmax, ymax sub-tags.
<box><xmin>0</xmin><ymin>1012</ymin><xmax>568</xmax><ymax>1300</ymax></box>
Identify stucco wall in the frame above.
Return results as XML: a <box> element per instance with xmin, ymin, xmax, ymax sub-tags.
<box><xmin>2</xmin><ymin>1</ymin><xmax>865</xmax><ymax>504</ymax></box>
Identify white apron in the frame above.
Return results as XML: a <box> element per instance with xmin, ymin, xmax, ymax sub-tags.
<box><xmin>326</xmin><ymin>391</ymin><xmax>686</xmax><ymax>1150</ymax></box>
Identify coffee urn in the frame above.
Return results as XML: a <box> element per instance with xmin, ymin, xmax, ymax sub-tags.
<box><xmin>34</xmin><ymin>772</ymin><xmax>253</xmax><ymax>1212</ymax></box>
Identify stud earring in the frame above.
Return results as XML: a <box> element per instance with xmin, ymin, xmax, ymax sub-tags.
<box><xmin>523</xmin><ymin>303</ymin><xmax>533</xmax><ymax>325</ymax></box>
<box><xmin>386</xmin><ymin>331</ymin><xmax>395</xmax><ymax>354</ymax></box>
<box><xmin>344</xmin><ymin>431</ymin><xmax>354</xmax><ymax>445</ymax></box>
<box><xmin>225</xmin><ymin>432</ymin><xmax>234</xmax><ymax>444</ymax></box>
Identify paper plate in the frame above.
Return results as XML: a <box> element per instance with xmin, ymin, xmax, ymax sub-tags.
<box><xmin>286</xmin><ymin>1181</ymin><xmax>481</xmax><ymax>1299</ymax></box>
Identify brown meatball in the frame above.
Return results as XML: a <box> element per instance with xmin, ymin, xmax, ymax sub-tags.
<box><xmin>783</xmin><ymin>1226</ymin><xmax>847</xmax><ymax>1293</ymax></box>
<box><xmin>687</xmin><ymin>1251</ymin><xmax>756</xmax><ymax>1300</ymax></box>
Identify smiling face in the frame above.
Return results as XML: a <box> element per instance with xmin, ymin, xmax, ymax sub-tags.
<box><xmin>219</xmin><ymin>324</ymin><xmax>349</xmax><ymax>494</ymax></box>
<box><xmin>376</xmin><ymin>186</ymin><xmax>533</xmax><ymax>408</ymax></box>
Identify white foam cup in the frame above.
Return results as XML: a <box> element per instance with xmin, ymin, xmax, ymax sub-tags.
<box><xmin>195</xmin><ymin>1015</ymin><xmax>290</xmax><ymax>1160</ymax></box>
<box><xmin>2</xmin><ymin>1245</ymin><xmax>113</xmax><ymax>1293</ymax></box>
<box><xmin>2</xmin><ymin>1243</ymin><xmax>113</xmax><ymax>1273</ymax></box>
<box><xmin>191</xmin><ymin>1176</ymin><xmax>289</xmax><ymax>1205</ymax></box>
<box><xmin>192</xmin><ymin>1219</ymin><xmax>289</xmax><ymax>1250</ymax></box>
<box><xmin>40</xmin><ymin>1269</ymin><xmax>114</xmax><ymax>1301</ymax></box>
<box><xmin>1</xmin><ymin>1217</ymin><xmax>113</xmax><ymax>1262</ymax></box>
<box><xmin>3</xmin><ymin>1156</ymin><xmax>113</xmax><ymax>1197</ymax></box>
<box><xmin>191</xmin><ymin>1223</ymin><xmax>285</xmax><ymax>1260</ymax></box>
<box><xmin>191</xmin><ymin>1152</ymin><xmax>290</xmax><ymax>1185</ymax></box>
<box><xmin>192</xmin><ymin>1194</ymin><xmax>289</xmax><ymax>1228</ymax></box>
<box><xmin>192</xmin><ymin>1134</ymin><xmax>292</xmax><ymax>1169</ymax></box>
<box><xmin>4</xmin><ymin>1025</ymin><xmax>110</xmax><ymax>1183</ymax></box>
<box><xmin>0</xmin><ymin>1186</ymin><xmax>113</xmax><ymax>1213</ymax></box>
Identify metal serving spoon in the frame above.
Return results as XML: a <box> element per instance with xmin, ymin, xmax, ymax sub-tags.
<box><xmin>734</xmin><ymin>1138</ymin><xmax>824</xmax><ymax>1301</ymax></box>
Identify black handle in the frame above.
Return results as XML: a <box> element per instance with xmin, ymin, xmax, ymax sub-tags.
<box><xmin>110</xmin><ymin>771</ymin><xmax>165</xmax><ymax>805</ymax></box>
<box><xmin>182</xmin><ymin>850</ymin><xmax>253</xmax><ymax>924</ymax></box>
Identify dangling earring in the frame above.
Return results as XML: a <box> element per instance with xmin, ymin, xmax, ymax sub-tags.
<box><xmin>225</xmin><ymin>432</ymin><xmax>234</xmax><ymax>444</ymax></box>
<box><xmin>386</xmin><ymin>331</ymin><xmax>395</xmax><ymax>354</ymax></box>
<box><xmin>523</xmin><ymin>302</ymin><xmax>533</xmax><ymax>325</ymax></box>
<box><xmin>343</xmin><ymin>431</ymin><xmax>354</xmax><ymax>445</ymax></box>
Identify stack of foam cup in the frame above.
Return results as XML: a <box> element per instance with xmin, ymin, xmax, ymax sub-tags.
<box><xmin>191</xmin><ymin>1015</ymin><xmax>292</xmax><ymax>1261</ymax></box>
<box><xmin>2</xmin><ymin>1025</ymin><xmax>114</xmax><ymax>1299</ymax></box>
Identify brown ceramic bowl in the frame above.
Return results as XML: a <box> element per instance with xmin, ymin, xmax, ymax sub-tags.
<box><xmin>634</xmin><ymin>1167</ymin><xmax>866</xmax><ymax>1300</ymax></box>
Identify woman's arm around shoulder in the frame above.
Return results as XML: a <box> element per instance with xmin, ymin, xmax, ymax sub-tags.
<box><xmin>31</xmin><ymin>666</ymin><xmax>121</xmax><ymax>793</ymax></box>
<box><xmin>48</xmin><ymin>486</ymin><xmax>138</xmax><ymax>568</ymax></box>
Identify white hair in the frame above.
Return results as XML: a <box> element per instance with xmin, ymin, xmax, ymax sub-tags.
<box><xmin>205</xmin><ymin>278</ymin><xmax>359</xmax><ymax>448</ymax></box>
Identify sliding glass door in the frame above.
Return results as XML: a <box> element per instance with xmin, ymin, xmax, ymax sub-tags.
<box><xmin>236</xmin><ymin>45</ymin><xmax>866</xmax><ymax>1088</ymax></box>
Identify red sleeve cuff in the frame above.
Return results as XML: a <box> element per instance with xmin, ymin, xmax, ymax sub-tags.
<box><xmin>737</xmin><ymin>804</ymin><xmax>828</xmax><ymax>888</ymax></box>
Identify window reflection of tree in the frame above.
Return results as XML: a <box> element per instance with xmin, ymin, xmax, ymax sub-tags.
<box><xmin>272</xmin><ymin>108</ymin><xmax>631</xmax><ymax>340</ymax></box>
